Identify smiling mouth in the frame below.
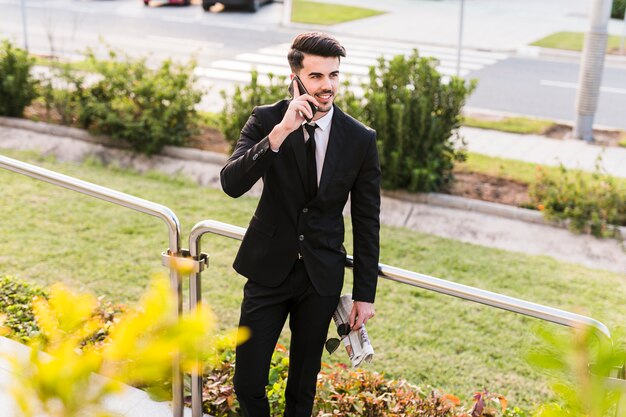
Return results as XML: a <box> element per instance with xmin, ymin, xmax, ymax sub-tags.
<box><xmin>316</xmin><ymin>92</ymin><xmax>334</xmax><ymax>101</ymax></box>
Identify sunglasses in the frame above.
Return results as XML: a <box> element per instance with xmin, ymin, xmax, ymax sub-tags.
<box><xmin>324</xmin><ymin>323</ymin><xmax>351</xmax><ymax>355</ymax></box>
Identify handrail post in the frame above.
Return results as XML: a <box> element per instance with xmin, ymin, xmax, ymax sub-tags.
<box><xmin>189</xmin><ymin>227</ymin><xmax>205</xmax><ymax>417</ymax></box>
<box><xmin>0</xmin><ymin>154</ymin><xmax>185</xmax><ymax>417</ymax></box>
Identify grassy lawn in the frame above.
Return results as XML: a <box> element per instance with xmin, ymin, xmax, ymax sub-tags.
<box><xmin>291</xmin><ymin>0</ymin><xmax>385</xmax><ymax>25</ymax></box>
<box><xmin>531</xmin><ymin>31</ymin><xmax>626</xmax><ymax>54</ymax></box>
<box><xmin>458</xmin><ymin>152</ymin><xmax>626</xmax><ymax>187</ymax></box>
<box><xmin>2</xmin><ymin>149</ymin><xmax>626</xmax><ymax>409</ymax></box>
<box><xmin>463</xmin><ymin>116</ymin><xmax>554</xmax><ymax>135</ymax></box>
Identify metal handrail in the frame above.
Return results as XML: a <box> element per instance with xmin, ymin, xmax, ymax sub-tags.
<box><xmin>190</xmin><ymin>219</ymin><xmax>610</xmax><ymax>338</ymax></box>
<box><xmin>0</xmin><ymin>154</ymin><xmax>186</xmax><ymax>417</ymax></box>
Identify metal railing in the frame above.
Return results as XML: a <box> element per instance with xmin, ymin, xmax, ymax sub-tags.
<box><xmin>0</xmin><ymin>155</ymin><xmax>187</xmax><ymax>417</ymax></box>
<box><xmin>187</xmin><ymin>219</ymin><xmax>613</xmax><ymax>417</ymax></box>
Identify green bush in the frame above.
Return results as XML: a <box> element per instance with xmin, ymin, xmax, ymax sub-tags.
<box><xmin>530</xmin><ymin>164</ymin><xmax>626</xmax><ymax>237</ymax></box>
<box><xmin>40</xmin><ymin>62</ymin><xmax>86</xmax><ymax>126</ymax></box>
<box><xmin>46</xmin><ymin>49</ymin><xmax>203</xmax><ymax>155</ymax></box>
<box><xmin>612</xmin><ymin>0</ymin><xmax>625</xmax><ymax>19</ymax></box>
<box><xmin>0</xmin><ymin>275</ymin><xmax>124</xmax><ymax>344</ymax></box>
<box><xmin>220</xmin><ymin>71</ymin><xmax>289</xmax><ymax>151</ymax></box>
<box><xmin>0</xmin><ymin>276</ymin><xmax>46</xmax><ymax>342</ymax></box>
<box><xmin>0</xmin><ymin>40</ymin><xmax>38</xmax><ymax>117</ymax></box>
<box><xmin>359</xmin><ymin>51</ymin><xmax>476</xmax><ymax>192</ymax></box>
<box><xmin>325</xmin><ymin>52</ymin><xmax>475</xmax><ymax>192</ymax></box>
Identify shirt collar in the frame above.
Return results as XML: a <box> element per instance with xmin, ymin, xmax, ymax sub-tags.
<box><xmin>309</xmin><ymin>105</ymin><xmax>333</xmax><ymax>131</ymax></box>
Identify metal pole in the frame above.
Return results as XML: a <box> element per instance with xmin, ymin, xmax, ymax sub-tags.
<box><xmin>0</xmin><ymin>155</ymin><xmax>185</xmax><ymax>417</ymax></box>
<box><xmin>189</xmin><ymin>225</ymin><xmax>207</xmax><ymax>417</ymax></box>
<box><xmin>573</xmin><ymin>0</ymin><xmax>612</xmax><ymax>142</ymax></box>
<box><xmin>456</xmin><ymin>0</ymin><xmax>465</xmax><ymax>77</ymax></box>
<box><xmin>20</xmin><ymin>0</ymin><xmax>28</xmax><ymax>51</ymax></box>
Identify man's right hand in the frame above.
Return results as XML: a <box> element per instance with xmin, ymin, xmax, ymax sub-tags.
<box><xmin>268</xmin><ymin>79</ymin><xmax>319</xmax><ymax>151</ymax></box>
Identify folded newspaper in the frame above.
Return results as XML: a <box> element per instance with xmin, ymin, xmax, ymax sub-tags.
<box><xmin>331</xmin><ymin>294</ymin><xmax>375</xmax><ymax>368</ymax></box>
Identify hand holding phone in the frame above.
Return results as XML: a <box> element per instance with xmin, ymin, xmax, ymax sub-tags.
<box><xmin>288</xmin><ymin>75</ymin><xmax>318</xmax><ymax>122</ymax></box>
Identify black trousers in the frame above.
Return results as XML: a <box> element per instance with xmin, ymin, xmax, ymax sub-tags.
<box><xmin>233</xmin><ymin>260</ymin><xmax>340</xmax><ymax>417</ymax></box>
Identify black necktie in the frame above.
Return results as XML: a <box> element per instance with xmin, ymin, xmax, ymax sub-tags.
<box><xmin>304</xmin><ymin>123</ymin><xmax>318</xmax><ymax>200</ymax></box>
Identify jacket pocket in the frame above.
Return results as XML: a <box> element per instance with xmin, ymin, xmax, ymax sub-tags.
<box><xmin>249</xmin><ymin>216</ymin><xmax>276</xmax><ymax>237</ymax></box>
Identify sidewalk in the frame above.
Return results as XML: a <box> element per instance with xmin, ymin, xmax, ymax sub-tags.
<box><xmin>462</xmin><ymin>126</ymin><xmax>626</xmax><ymax>178</ymax></box>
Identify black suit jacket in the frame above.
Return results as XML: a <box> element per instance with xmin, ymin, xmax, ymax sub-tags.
<box><xmin>220</xmin><ymin>100</ymin><xmax>381</xmax><ymax>303</ymax></box>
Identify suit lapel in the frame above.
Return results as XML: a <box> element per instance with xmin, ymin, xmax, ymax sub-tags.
<box><xmin>317</xmin><ymin>106</ymin><xmax>346</xmax><ymax>197</ymax></box>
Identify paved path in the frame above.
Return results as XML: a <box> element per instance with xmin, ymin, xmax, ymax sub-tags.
<box><xmin>462</xmin><ymin>126</ymin><xmax>626</xmax><ymax>178</ymax></box>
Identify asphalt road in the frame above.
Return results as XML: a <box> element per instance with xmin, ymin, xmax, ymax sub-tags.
<box><xmin>1</xmin><ymin>0</ymin><xmax>625</xmax><ymax>129</ymax></box>
<box><xmin>467</xmin><ymin>55</ymin><xmax>626</xmax><ymax>129</ymax></box>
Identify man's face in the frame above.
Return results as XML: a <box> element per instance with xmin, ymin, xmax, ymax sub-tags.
<box><xmin>295</xmin><ymin>54</ymin><xmax>340</xmax><ymax>119</ymax></box>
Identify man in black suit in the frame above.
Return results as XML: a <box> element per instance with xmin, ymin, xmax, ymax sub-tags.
<box><xmin>220</xmin><ymin>32</ymin><xmax>381</xmax><ymax>417</ymax></box>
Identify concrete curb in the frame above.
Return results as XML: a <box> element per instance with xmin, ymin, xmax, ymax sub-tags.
<box><xmin>0</xmin><ymin>116</ymin><xmax>229</xmax><ymax>166</ymax></box>
<box><xmin>1</xmin><ymin>116</ymin><xmax>624</xmax><ymax>240</ymax></box>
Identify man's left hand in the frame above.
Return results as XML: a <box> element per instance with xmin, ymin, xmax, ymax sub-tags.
<box><xmin>349</xmin><ymin>301</ymin><xmax>375</xmax><ymax>330</ymax></box>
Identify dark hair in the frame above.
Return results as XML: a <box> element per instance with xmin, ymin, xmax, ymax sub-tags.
<box><xmin>287</xmin><ymin>32</ymin><xmax>346</xmax><ymax>73</ymax></box>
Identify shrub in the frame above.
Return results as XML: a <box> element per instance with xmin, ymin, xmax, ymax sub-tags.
<box><xmin>0</xmin><ymin>276</ymin><xmax>46</xmax><ymax>342</ymax></box>
<box><xmin>40</xmin><ymin>61</ymin><xmax>86</xmax><ymax>126</ymax></box>
<box><xmin>196</xmin><ymin>343</ymin><xmax>521</xmax><ymax>417</ymax></box>
<box><xmin>45</xmin><ymin>48</ymin><xmax>203</xmax><ymax>155</ymax></box>
<box><xmin>529</xmin><ymin>164</ymin><xmax>626</xmax><ymax>237</ymax></box>
<box><xmin>0</xmin><ymin>40</ymin><xmax>39</xmax><ymax>117</ymax></box>
<box><xmin>358</xmin><ymin>51</ymin><xmax>476</xmax><ymax>192</ymax></box>
<box><xmin>220</xmin><ymin>71</ymin><xmax>289</xmax><ymax>150</ymax></box>
<box><xmin>612</xmin><ymin>0</ymin><xmax>625</xmax><ymax>19</ymax></box>
<box><xmin>4</xmin><ymin>275</ymin><xmax>217</xmax><ymax>417</ymax></box>
<box><xmin>0</xmin><ymin>275</ymin><xmax>124</xmax><ymax>344</ymax></box>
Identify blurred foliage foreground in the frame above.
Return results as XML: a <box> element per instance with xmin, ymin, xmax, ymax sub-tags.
<box><xmin>1</xmin><ymin>275</ymin><xmax>516</xmax><ymax>417</ymax></box>
<box><xmin>3</xmin><ymin>275</ymin><xmax>626</xmax><ymax>417</ymax></box>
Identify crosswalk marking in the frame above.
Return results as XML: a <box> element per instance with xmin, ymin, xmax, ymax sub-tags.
<box><xmin>197</xmin><ymin>39</ymin><xmax>507</xmax><ymax>87</ymax></box>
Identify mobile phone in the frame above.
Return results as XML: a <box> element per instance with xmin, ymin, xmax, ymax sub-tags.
<box><xmin>288</xmin><ymin>75</ymin><xmax>318</xmax><ymax>122</ymax></box>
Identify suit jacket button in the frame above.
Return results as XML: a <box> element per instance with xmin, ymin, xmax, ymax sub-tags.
<box><xmin>302</xmin><ymin>208</ymin><xmax>308</xmax><ymax>213</ymax></box>
<box><xmin>299</xmin><ymin>235</ymin><xmax>304</xmax><ymax>241</ymax></box>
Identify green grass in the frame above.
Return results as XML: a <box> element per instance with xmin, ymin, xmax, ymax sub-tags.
<box><xmin>463</xmin><ymin>116</ymin><xmax>554</xmax><ymax>135</ymax></box>
<box><xmin>1</xmin><ymin>149</ymin><xmax>626</xmax><ymax>409</ymax></box>
<box><xmin>292</xmin><ymin>0</ymin><xmax>385</xmax><ymax>25</ymax></box>
<box><xmin>458</xmin><ymin>152</ymin><xmax>626</xmax><ymax>187</ymax></box>
<box><xmin>531</xmin><ymin>31</ymin><xmax>626</xmax><ymax>54</ymax></box>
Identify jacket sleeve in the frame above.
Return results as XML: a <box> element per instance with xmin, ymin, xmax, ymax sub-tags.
<box><xmin>220</xmin><ymin>107</ymin><xmax>278</xmax><ymax>198</ymax></box>
<box><xmin>350</xmin><ymin>130</ymin><xmax>381</xmax><ymax>303</ymax></box>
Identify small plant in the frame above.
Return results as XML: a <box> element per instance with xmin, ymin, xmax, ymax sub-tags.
<box><xmin>0</xmin><ymin>275</ymin><xmax>124</xmax><ymax>344</ymax></box>
<box><xmin>530</xmin><ymin>163</ymin><xmax>626</xmax><ymax>237</ymax></box>
<box><xmin>3</xmin><ymin>274</ymin><xmax>217</xmax><ymax>417</ymax></box>
<box><xmin>0</xmin><ymin>276</ymin><xmax>46</xmax><ymax>342</ymax></box>
<box><xmin>0</xmin><ymin>40</ymin><xmax>39</xmax><ymax>117</ymax></box>
<box><xmin>528</xmin><ymin>325</ymin><xmax>626</xmax><ymax>417</ymax></box>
